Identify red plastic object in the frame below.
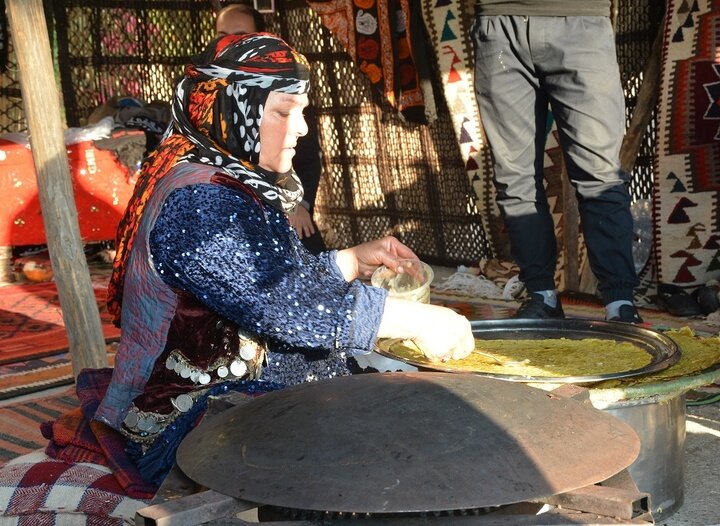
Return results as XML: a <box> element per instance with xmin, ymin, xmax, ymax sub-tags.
<box><xmin>0</xmin><ymin>136</ymin><xmax>138</xmax><ymax>246</ymax></box>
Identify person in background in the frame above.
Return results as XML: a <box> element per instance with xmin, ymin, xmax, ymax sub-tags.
<box><xmin>216</xmin><ymin>3</ymin><xmax>327</xmax><ymax>254</ymax></box>
<box><xmin>471</xmin><ymin>1</ymin><xmax>644</xmax><ymax>323</ymax></box>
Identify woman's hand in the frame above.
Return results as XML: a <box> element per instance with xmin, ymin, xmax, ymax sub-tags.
<box><xmin>335</xmin><ymin>236</ymin><xmax>418</xmax><ymax>281</ymax></box>
<box><xmin>377</xmin><ymin>298</ymin><xmax>474</xmax><ymax>362</ymax></box>
<box><xmin>286</xmin><ymin>207</ymin><xmax>315</xmax><ymax>239</ymax></box>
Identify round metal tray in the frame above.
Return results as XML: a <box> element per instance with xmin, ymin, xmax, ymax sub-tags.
<box><xmin>375</xmin><ymin>318</ymin><xmax>681</xmax><ymax>383</ymax></box>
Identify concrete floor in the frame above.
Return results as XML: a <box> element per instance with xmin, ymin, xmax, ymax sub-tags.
<box><xmin>660</xmin><ymin>401</ymin><xmax>720</xmax><ymax>526</ymax></box>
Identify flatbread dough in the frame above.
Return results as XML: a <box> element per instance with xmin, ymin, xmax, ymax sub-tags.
<box><xmin>378</xmin><ymin>337</ymin><xmax>652</xmax><ymax>378</ymax></box>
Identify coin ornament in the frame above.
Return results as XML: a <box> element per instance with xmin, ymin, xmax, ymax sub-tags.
<box><xmin>123</xmin><ymin>411</ymin><xmax>139</xmax><ymax>428</ymax></box>
<box><xmin>240</xmin><ymin>342</ymin><xmax>257</xmax><ymax>361</ymax></box>
<box><xmin>165</xmin><ymin>355</ymin><xmax>177</xmax><ymax>370</ymax></box>
<box><xmin>137</xmin><ymin>415</ymin><xmax>154</xmax><ymax>432</ymax></box>
<box><xmin>172</xmin><ymin>394</ymin><xmax>194</xmax><ymax>413</ymax></box>
<box><xmin>230</xmin><ymin>359</ymin><xmax>247</xmax><ymax>377</ymax></box>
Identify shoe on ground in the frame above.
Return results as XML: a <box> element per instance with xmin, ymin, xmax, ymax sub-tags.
<box><xmin>656</xmin><ymin>282</ymin><xmax>702</xmax><ymax>317</ymax></box>
<box><xmin>608</xmin><ymin>304</ymin><xmax>644</xmax><ymax>324</ymax></box>
<box><xmin>513</xmin><ymin>293</ymin><xmax>565</xmax><ymax>319</ymax></box>
<box><xmin>692</xmin><ymin>285</ymin><xmax>720</xmax><ymax>315</ymax></box>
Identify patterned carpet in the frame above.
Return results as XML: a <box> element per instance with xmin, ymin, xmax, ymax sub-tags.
<box><xmin>0</xmin><ymin>345</ymin><xmax>117</xmax><ymax>401</ymax></box>
<box><xmin>0</xmin><ymin>263</ymin><xmax>120</xmax><ymax>400</ymax></box>
<box><xmin>654</xmin><ymin>0</ymin><xmax>720</xmax><ymax>287</ymax></box>
<box><xmin>0</xmin><ymin>281</ymin><xmax>120</xmax><ymax>365</ymax></box>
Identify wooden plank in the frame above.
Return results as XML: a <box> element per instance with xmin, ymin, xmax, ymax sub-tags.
<box><xmin>5</xmin><ymin>0</ymin><xmax>108</xmax><ymax>374</ymax></box>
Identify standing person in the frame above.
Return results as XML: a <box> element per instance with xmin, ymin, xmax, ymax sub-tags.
<box><xmin>216</xmin><ymin>3</ymin><xmax>327</xmax><ymax>254</ymax></box>
<box><xmin>471</xmin><ymin>2</ymin><xmax>643</xmax><ymax>323</ymax></box>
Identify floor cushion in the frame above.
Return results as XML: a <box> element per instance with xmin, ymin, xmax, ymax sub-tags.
<box><xmin>0</xmin><ymin>449</ymin><xmax>149</xmax><ymax>526</ymax></box>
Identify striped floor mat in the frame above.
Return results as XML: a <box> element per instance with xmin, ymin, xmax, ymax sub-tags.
<box><xmin>0</xmin><ymin>388</ymin><xmax>79</xmax><ymax>466</ymax></box>
<box><xmin>0</xmin><ymin>344</ymin><xmax>116</xmax><ymax>401</ymax></box>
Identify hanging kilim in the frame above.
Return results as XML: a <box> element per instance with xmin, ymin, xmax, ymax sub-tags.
<box><xmin>306</xmin><ymin>0</ymin><xmax>435</xmax><ymax>123</ymax></box>
<box><xmin>654</xmin><ymin>0</ymin><xmax>720</xmax><ymax>287</ymax></box>
<box><xmin>418</xmin><ymin>0</ymin><xmax>503</xmax><ymax>257</ymax></box>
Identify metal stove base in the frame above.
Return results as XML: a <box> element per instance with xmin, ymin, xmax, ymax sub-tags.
<box><xmin>134</xmin><ymin>466</ymin><xmax>654</xmax><ymax>526</ymax></box>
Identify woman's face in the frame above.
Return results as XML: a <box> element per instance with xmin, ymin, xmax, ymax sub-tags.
<box><xmin>258</xmin><ymin>91</ymin><xmax>309</xmax><ymax>173</ymax></box>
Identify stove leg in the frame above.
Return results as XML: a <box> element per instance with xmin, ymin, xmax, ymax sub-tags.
<box><xmin>537</xmin><ymin>468</ymin><xmax>652</xmax><ymax>521</ymax></box>
<box><xmin>135</xmin><ymin>489</ymin><xmax>257</xmax><ymax>526</ymax></box>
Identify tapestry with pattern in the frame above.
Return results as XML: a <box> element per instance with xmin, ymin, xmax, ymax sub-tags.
<box><xmin>655</xmin><ymin>0</ymin><xmax>720</xmax><ymax>287</ymax></box>
<box><xmin>419</xmin><ymin>0</ymin><xmax>500</xmax><ymax>253</ymax></box>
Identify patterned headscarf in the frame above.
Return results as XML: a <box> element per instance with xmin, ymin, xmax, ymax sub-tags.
<box><xmin>107</xmin><ymin>33</ymin><xmax>311</xmax><ymax>325</ymax></box>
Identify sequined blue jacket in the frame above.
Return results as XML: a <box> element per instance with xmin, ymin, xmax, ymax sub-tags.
<box><xmin>95</xmin><ymin>163</ymin><xmax>386</xmax><ymax>430</ymax></box>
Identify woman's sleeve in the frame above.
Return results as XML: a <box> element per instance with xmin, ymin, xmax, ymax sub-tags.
<box><xmin>148</xmin><ymin>183</ymin><xmax>386</xmax><ymax>354</ymax></box>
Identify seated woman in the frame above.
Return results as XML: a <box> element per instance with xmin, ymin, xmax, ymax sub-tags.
<box><xmin>0</xmin><ymin>33</ymin><xmax>473</xmax><ymax>523</ymax></box>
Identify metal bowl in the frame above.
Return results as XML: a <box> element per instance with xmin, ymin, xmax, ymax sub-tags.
<box><xmin>375</xmin><ymin>318</ymin><xmax>681</xmax><ymax>383</ymax></box>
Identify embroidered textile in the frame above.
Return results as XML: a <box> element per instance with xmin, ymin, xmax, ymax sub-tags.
<box><xmin>306</xmin><ymin>0</ymin><xmax>435</xmax><ymax>123</ymax></box>
<box><xmin>654</xmin><ymin>0</ymin><xmax>720</xmax><ymax>286</ymax></box>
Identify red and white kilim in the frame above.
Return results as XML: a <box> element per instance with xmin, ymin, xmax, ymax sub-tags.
<box><xmin>0</xmin><ymin>450</ymin><xmax>148</xmax><ymax>525</ymax></box>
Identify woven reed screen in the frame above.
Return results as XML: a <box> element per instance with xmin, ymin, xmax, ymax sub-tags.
<box><xmin>615</xmin><ymin>0</ymin><xmax>666</xmax><ymax>202</ymax></box>
<box><xmin>3</xmin><ymin>0</ymin><xmax>662</xmax><ymax>267</ymax></box>
<box><xmin>272</xmin><ymin>4</ymin><xmax>489</xmax><ymax>265</ymax></box>
<box><xmin>0</xmin><ymin>14</ymin><xmax>26</xmax><ymax>133</ymax></box>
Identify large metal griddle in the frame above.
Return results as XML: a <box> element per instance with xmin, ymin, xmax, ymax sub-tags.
<box><xmin>176</xmin><ymin>372</ymin><xmax>640</xmax><ymax>514</ymax></box>
<box><xmin>375</xmin><ymin>319</ymin><xmax>681</xmax><ymax>383</ymax></box>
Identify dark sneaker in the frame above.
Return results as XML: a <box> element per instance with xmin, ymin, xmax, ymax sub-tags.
<box><xmin>513</xmin><ymin>293</ymin><xmax>565</xmax><ymax>319</ymax></box>
<box><xmin>608</xmin><ymin>304</ymin><xmax>644</xmax><ymax>324</ymax></box>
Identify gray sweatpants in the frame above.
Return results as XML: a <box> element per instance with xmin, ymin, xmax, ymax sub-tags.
<box><xmin>472</xmin><ymin>15</ymin><xmax>639</xmax><ymax>304</ymax></box>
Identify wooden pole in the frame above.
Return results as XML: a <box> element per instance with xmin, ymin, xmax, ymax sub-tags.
<box><xmin>620</xmin><ymin>17</ymin><xmax>665</xmax><ymax>173</ymax></box>
<box><xmin>6</xmin><ymin>0</ymin><xmax>108</xmax><ymax>374</ymax></box>
<box><xmin>560</xmin><ymin>157</ymin><xmax>580</xmax><ymax>292</ymax></box>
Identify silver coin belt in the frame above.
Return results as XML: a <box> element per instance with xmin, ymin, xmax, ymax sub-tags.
<box><xmin>120</xmin><ymin>330</ymin><xmax>265</xmax><ymax>445</ymax></box>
